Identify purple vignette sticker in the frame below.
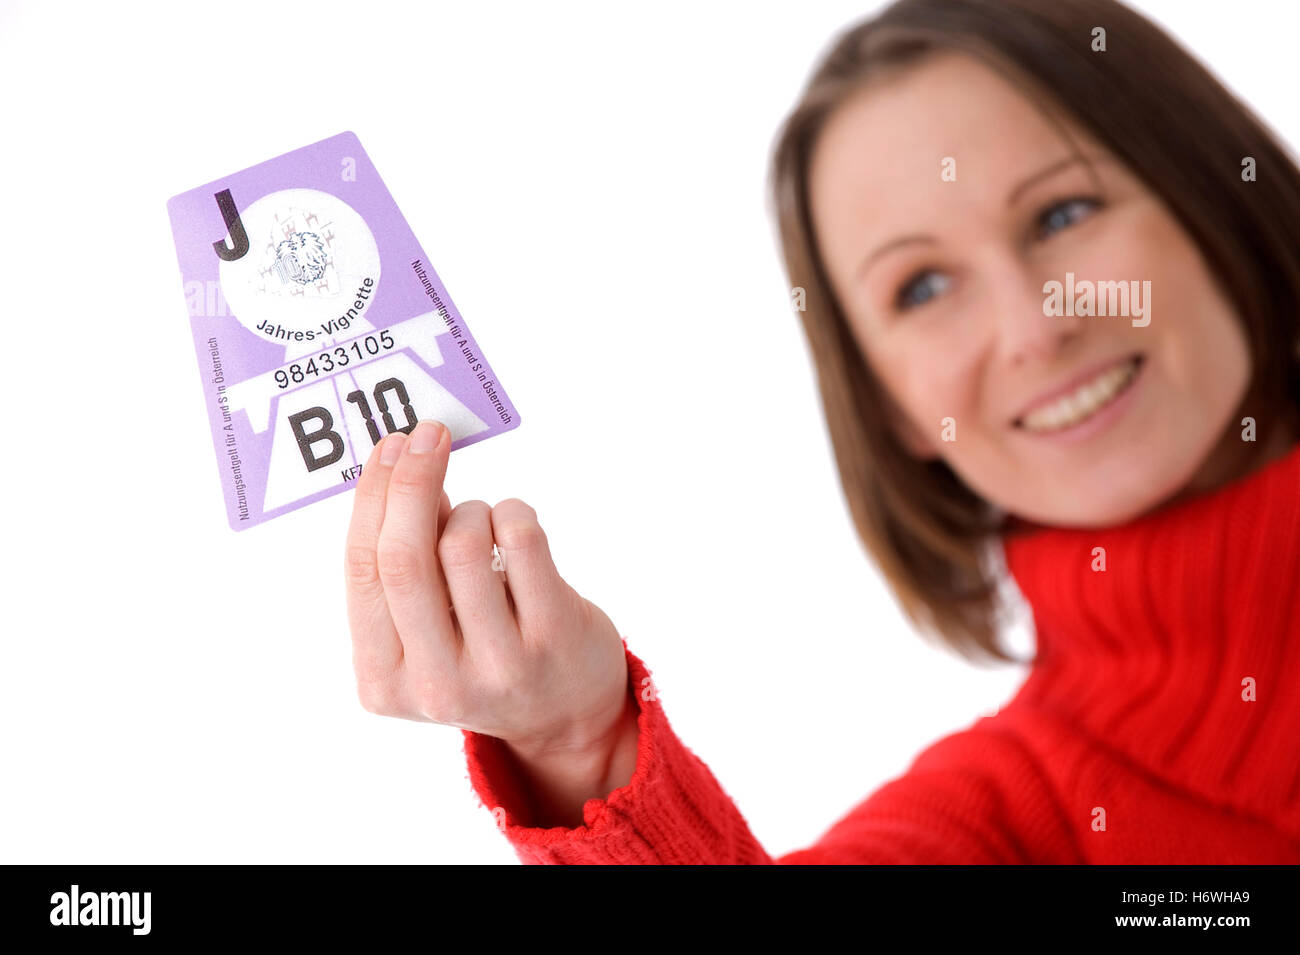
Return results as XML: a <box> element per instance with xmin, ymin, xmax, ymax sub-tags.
<box><xmin>166</xmin><ymin>132</ymin><xmax>520</xmax><ymax>531</ymax></box>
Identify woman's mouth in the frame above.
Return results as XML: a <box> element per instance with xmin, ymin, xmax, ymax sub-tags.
<box><xmin>1013</xmin><ymin>354</ymin><xmax>1144</xmax><ymax>436</ymax></box>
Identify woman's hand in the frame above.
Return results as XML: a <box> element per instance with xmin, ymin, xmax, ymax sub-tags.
<box><xmin>343</xmin><ymin>419</ymin><xmax>633</xmax><ymax>772</ymax></box>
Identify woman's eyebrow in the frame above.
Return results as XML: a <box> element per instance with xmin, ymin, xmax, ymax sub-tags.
<box><xmin>1005</xmin><ymin>153</ymin><xmax>1107</xmax><ymax>207</ymax></box>
<box><xmin>856</xmin><ymin>235</ymin><xmax>936</xmax><ymax>280</ymax></box>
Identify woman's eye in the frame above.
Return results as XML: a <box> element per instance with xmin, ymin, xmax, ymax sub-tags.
<box><xmin>895</xmin><ymin>269</ymin><xmax>951</xmax><ymax>311</ymax></box>
<box><xmin>1036</xmin><ymin>196</ymin><xmax>1102</xmax><ymax>239</ymax></box>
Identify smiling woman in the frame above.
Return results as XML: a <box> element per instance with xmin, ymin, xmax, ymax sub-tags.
<box><xmin>808</xmin><ymin>63</ymin><xmax>1233</xmax><ymax>516</ymax></box>
<box><xmin>446</xmin><ymin>0</ymin><xmax>1300</xmax><ymax>865</ymax></box>
<box><xmin>774</xmin><ymin>0</ymin><xmax>1300</xmax><ymax>657</ymax></box>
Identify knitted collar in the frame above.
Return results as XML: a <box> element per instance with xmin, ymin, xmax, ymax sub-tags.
<box><xmin>1000</xmin><ymin>439</ymin><xmax>1300</xmax><ymax>835</ymax></box>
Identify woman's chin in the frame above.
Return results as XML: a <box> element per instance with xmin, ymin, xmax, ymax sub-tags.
<box><xmin>995</xmin><ymin>458</ymin><xmax>1186</xmax><ymax>530</ymax></box>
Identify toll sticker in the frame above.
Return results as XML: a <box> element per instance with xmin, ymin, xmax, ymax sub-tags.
<box><xmin>166</xmin><ymin>131</ymin><xmax>520</xmax><ymax>531</ymax></box>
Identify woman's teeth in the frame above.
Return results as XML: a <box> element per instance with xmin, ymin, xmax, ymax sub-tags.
<box><xmin>1018</xmin><ymin>356</ymin><xmax>1141</xmax><ymax>433</ymax></box>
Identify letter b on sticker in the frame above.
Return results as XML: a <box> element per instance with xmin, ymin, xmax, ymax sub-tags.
<box><xmin>290</xmin><ymin>407</ymin><xmax>345</xmax><ymax>472</ymax></box>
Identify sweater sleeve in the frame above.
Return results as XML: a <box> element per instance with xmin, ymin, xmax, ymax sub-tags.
<box><xmin>461</xmin><ymin>640</ymin><xmax>1069</xmax><ymax>864</ymax></box>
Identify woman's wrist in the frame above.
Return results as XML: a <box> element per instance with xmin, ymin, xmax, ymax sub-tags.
<box><xmin>504</xmin><ymin>687</ymin><xmax>641</xmax><ymax>828</ymax></box>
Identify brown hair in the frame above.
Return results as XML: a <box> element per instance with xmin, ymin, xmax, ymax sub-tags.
<box><xmin>768</xmin><ymin>0</ymin><xmax>1300</xmax><ymax>663</ymax></box>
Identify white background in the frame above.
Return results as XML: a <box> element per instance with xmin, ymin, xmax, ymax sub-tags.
<box><xmin>0</xmin><ymin>0</ymin><xmax>1293</xmax><ymax>863</ymax></box>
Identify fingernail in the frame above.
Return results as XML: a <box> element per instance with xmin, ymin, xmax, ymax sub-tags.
<box><xmin>380</xmin><ymin>432</ymin><xmax>407</xmax><ymax>465</ymax></box>
<box><xmin>409</xmin><ymin>420</ymin><xmax>446</xmax><ymax>454</ymax></box>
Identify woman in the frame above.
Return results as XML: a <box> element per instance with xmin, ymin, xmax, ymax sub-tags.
<box><xmin>343</xmin><ymin>0</ymin><xmax>1300</xmax><ymax>863</ymax></box>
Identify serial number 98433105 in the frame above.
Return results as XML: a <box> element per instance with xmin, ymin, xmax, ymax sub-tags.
<box><xmin>274</xmin><ymin>330</ymin><xmax>397</xmax><ymax>389</ymax></box>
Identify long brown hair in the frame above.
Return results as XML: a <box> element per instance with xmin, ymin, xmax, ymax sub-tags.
<box><xmin>768</xmin><ymin>0</ymin><xmax>1300</xmax><ymax>663</ymax></box>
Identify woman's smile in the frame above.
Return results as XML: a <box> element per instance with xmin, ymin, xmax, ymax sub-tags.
<box><xmin>1012</xmin><ymin>352</ymin><xmax>1144</xmax><ymax>442</ymax></box>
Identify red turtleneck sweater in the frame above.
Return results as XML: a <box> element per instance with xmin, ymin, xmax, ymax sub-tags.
<box><xmin>461</xmin><ymin>442</ymin><xmax>1300</xmax><ymax>863</ymax></box>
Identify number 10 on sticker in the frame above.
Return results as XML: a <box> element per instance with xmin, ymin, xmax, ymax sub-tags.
<box><xmin>289</xmin><ymin>376</ymin><xmax>418</xmax><ymax>473</ymax></box>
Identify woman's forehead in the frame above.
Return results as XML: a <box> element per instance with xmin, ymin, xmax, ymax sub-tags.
<box><xmin>808</xmin><ymin>52</ymin><xmax>1110</xmax><ymax>251</ymax></box>
<box><xmin>819</xmin><ymin>55</ymin><xmax>1098</xmax><ymax>180</ymax></box>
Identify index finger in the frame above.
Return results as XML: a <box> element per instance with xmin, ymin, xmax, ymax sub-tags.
<box><xmin>344</xmin><ymin>432</ymin><xmax>407</xmax><ymax>681</ymax></box>
<box><xmin>375</xmin><ymin>420</ymin><xmax>461</xmax><ymax>681</ymax></box>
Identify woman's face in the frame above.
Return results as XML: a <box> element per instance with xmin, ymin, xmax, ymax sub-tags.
<box><xmin>808</xmin><ymin>51</ymin><xmax>1253</xmax><ymax>527</ymax></box>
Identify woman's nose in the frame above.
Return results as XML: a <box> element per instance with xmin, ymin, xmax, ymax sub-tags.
<box><xmin>986</xmin><ymin>253</ymin><xmax>1085</xmax><ymax>366</ymax></box>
